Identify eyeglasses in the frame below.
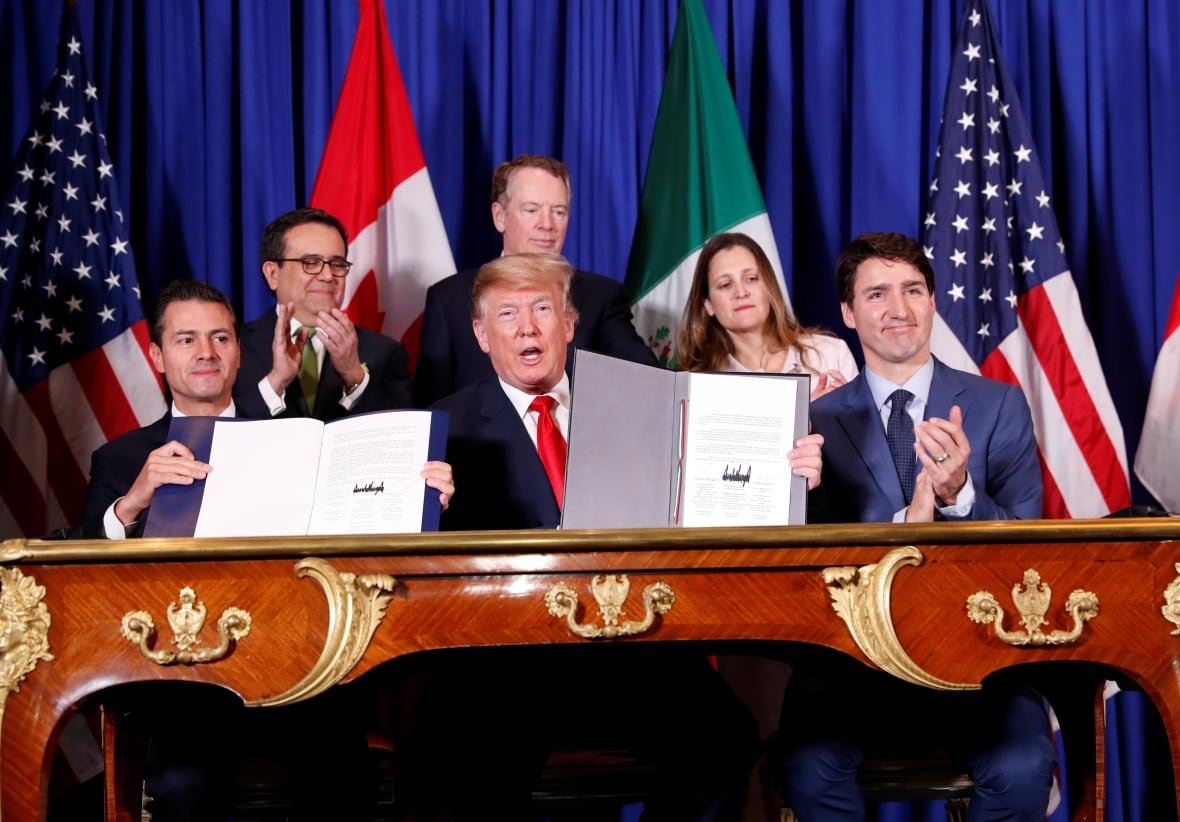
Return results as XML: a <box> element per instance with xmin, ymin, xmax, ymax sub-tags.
<box><xmin>273</xmin><ymin>255</ymin><xmax>353</xmax><ymax>277</ymax></box>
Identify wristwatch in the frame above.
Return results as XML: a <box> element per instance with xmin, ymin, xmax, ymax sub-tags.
<box><xmin>344</xmin><ymin>362</ymin><xmax>369</xmax><ymax>396</ymax></box>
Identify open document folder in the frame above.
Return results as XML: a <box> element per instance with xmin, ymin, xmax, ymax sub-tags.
<box><xmin>561</xmin><ymin>351</ymin><xmax>809</xmax><ymax>529</ymax></box>
<box><xmin>143</xmin><ymin>410</ymin><xmax>448</xmax><ymax>538</ymax></box>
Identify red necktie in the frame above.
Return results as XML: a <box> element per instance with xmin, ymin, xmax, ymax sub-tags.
<box><xmin>529</xmin><ymin>394</ymin><xmax>566</xmax><ymax>509</ymax></box>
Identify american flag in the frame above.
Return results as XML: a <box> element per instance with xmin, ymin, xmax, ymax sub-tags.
<box><xmin>0</xmin><ymin>6</ymin><xmax>164</xmax><ymax>538</ymax></box>
<box><xmin>923</xmin><ymin>0</ymin><xmax>1129</xmax><ymax>519</ymax></box>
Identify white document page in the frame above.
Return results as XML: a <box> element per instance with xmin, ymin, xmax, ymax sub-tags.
<box><xmin>194</xmin><ymin>418</ymin><xmax>324</xmax><ymax>537</ymax></box>
<box><xmin>306</xmin><ymin>411</ymin><xmax>433</xmax><ymax>535</ymax></box>
<box><xmin>679</xmin><ymin>372</ymin><xmax>800</xmax><ymax>527</ymax></box>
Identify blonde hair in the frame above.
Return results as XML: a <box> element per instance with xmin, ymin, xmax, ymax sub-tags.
<box><xmin>471</xmin><ymin>253</ymin><xmax>579</xmax><ymax>326</ymax></box>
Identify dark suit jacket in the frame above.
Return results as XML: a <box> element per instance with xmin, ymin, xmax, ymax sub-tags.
<box><xmin>73</xmin><ymin>414</ymin><xmax>172</xmax><ymax>539</ymax></box>
<box><xmin>233</xmin><ymin>313</ymin><xmax>411</xmax><ymax>421</ymax></box>
<box><xmin>809</xmin><ymin>357</ymin><xmax>1042</xmax><ymax>522</ymax></box>
<box><xmin>430</xmin><ymin>377</ymin><xmax>560</xmax><ymax>530</ymax></box>
<box><xmin>413</xmin><ymin>267</ymin><xmax>657</xmax><ymax>407</ymax></box>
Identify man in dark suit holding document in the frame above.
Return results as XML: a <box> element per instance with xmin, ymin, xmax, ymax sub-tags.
<box><xmin>402</xmin><ymin>253</ymin><xmax>821</xmax><ymax>820</ymax></box>
<box><xmin>73</xmin><ymin>279</ymin><xmax>242</xmax><ymax>539</ymax></box>
<box><xmin>75</xmin><ymin>278</ymin><xmax>453</xmax><ymax>540</ymax></box>
<box><xmin>73</xmin><ymin>278</ymin><xmax>454</xmax><ymax>820</ymax></box>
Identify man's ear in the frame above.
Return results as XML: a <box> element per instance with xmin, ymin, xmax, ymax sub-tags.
<box><xmin>473</xmin><ymin>319</ymin><xmax>491</xmax><ymax>354</ymax></box>
<box><xmin>261</xmin><ymin>261</ymin><xmax>280</xmax><ymax>292</ymax></box>
<box><xmin>840</xmin><ymin>301</ymin><xmax>856</xmax><ymax>330</ymax></box>
<box><xmin>491</xmin><ymin>201</ymin><xmax>506</xmax><ymax>234</ymax></box>
<box><xmin>149</xmin><ymin>342</ymin><xmax>164</xmax><ymax>374</ymax></box>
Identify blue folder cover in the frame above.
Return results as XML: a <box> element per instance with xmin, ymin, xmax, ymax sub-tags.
<box><xmin>143</xmin><ymin>411</ymin><xmax>449</xmax><ymax>537</ymax></box>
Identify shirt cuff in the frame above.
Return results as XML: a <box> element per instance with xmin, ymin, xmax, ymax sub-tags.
<box><xmin>338</xmin><ymin>368</ymin><xmax>370</xmax><ymax>411</ymax></box>
<box><xmin>937</xmin><ymin>473</ymin><xmax>976</xmax><ymax>518</ymax></box>
<box><xmin>103</xmin><ymin>498</ymin><xmax>135</xmax><ymax>540</ymax></box>
<box><xmin>258</xmin><ymin>376</ymin><xmax>286</xmax><ymax>416</ymax></box>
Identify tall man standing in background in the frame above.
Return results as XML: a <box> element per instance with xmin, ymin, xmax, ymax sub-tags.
<box><xmin>413</xmin><ymin>154</ymin><xmax>656</xmax><ymax>406</ymax></box>
<box><xmin>233</xmin><ymin>207</ymin><xmax>412</xmax><ymax>420</ymax></box>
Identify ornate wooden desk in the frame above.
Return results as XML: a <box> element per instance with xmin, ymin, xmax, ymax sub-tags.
<box><xmin>2</xmin><ymin>519</ymin><xmax>1179</xmax><ymax>820</ymax></box>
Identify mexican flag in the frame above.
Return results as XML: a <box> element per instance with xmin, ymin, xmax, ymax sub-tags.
<box><xmin>310</xmin><ymin>0</ymin><xmax>456</xmax><ymax>368</ymax></box>
<box><xmin>626</xmin><ymin>0</ymin><xmax>786</xmax><ymax>366</ymax></box>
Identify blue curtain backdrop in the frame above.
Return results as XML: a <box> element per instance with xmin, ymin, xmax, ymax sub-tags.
<box><xmin>4</xmin><ymin>1</ymin><xmax>1179</xmax><ymax>818</ymax></box>
<box><xmin>4</xmin><ymin>1</ymin><xmax>1178</xmax><ymax>494</ymax></box>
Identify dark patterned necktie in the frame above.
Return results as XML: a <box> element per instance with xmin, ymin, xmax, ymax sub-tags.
<box><xmin>886</xmin><ymin>389</ymin><xmax>916</xmax><ymax>503</ymax></box>
<box><xmin>529</xmin><ymin>394</ymin><xmax>566</xmax><ymax>509</ymax></box>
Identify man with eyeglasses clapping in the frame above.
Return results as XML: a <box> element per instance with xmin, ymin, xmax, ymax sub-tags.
<box><xmin>233</xmin><ymin>207</ymin><xmax>412</xmax><ymax>420</ymax></box>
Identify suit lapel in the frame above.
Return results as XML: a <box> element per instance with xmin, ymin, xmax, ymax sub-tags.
<box><xmin>926</xmin><ymin>357</ymin><xmax>971</xmax><ymax>421</ymax></box>
<box><xmin>836</xmin><ymin>376</ymin><xmax>906</xmax><ymax>508</ymax></box>
<box><xmin>568</xmin><ymin>269</ymin><xmax>591</xmax><ymax>366</ymax></box>
<box><xmin>478</xmin><ymin>381</ymin><xmax>560</xmax><ymax>527</ymax></box>
<box><xmin>148</xmin><ymin>413</ymin><xmax>172</xmax><ymax>447</ymax></box>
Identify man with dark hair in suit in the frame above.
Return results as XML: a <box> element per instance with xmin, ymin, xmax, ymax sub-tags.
<box><xmin>811</xmin><ymin>230</ymin><xmax>1042</xmax><ymax>524</ymax></box>
<box><xmin>77</xmin><ymin>274</ymin><xmax>451</xmax><ymax>538</ymax></box>
<box><xmin>413</xmin><ymin>153</ymin><xmax>657</xmax><ymax>407</ymax></box>
<box><xmin>74</xmin><ymin>278</ymin><xmax>240</xmax><ymax>539</ymax></box>
<box><xmin>775</xmin><ymin>232</ymin><xmax>1055</xmax><ymax>821</ymax></box>
<box><xmin>233</xmin><ymin>206</ymin><xmax>412</xmax><ymax>420</ymax></box>
<box><xmin>73</xmin><ymin>279</ymin><xmax>453</xmax><ymax>821</ymax></box>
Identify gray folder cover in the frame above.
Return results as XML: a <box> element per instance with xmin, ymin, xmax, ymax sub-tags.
<box><xmin>562</xmin><ymin>350</ymin><xmax>810</xmax><ymax>529</ymax></box>
<box><xmin>562</xmin><ymin>351</ymin><xmax>678</xmax><ymax>529</ymax></box>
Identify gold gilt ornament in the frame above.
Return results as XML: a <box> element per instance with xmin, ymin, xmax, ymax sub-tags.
<box><xmin>1161</xmin><ymin>563</ymin><xmax>1180</xmax><ymax>635</ymax></box>
<box><xmin>249</xmin><ymin>558</ymin><xmax>396</xmax><ymax>707</ymax></box>
<box><xmin>121</xmin><ymin>586</ymin><xmax>252</xmax><ymax>665</ymax></box>
<box><xmin>823</xmin><ymin>546</ymin><xmax>977</xmax><ymax>691</ymax></box>
<box><xmin>0</xmin><ymin>567</ymin><xmax>54</xmax><ymax>728</ymax></box>
<box><xmin>545</xmin><ymin>574</ymin><xmax>675</xmax><ymax>639</ymax></box>
<box><xmin>966</xmin><ymin>569</ymin><xmax>1098</xmax><ymax>646</ymax></box>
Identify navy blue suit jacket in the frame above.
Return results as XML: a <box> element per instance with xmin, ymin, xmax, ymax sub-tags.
<box><xmin>73</xmin><ymin>414</ymin><xmax>173</xmax><ymax>538</ymax></box>
<box><xmin>413</xmin><ymin>267</ymin><xmax>657</xmax><ymax>407</ymax></box>
<box><xmin>430</xmin><ymin>377</ymin><xmax>559</xmax><ymax>531</ymax></box>
<box><xmin>809</xmin><ymin>357</ymin><xmax>1042</xmax><ymax>522</ymax></box>
<box><xmin>232</xmin><ymin>313</ymin><xmax>411</xmax><ymax>421</ymax></box>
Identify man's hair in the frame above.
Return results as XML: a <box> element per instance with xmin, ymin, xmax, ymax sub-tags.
<box><xmin>151</xmin><ymin>279</ymin><xmax>237</xmax><ymax>345</ymax></box>
<box><xmin>258</xmin><ymin>207</ymin><xmax>349</xmax><ymax>269</ymax></box>
<box><xmin>677</xmin><ymin>232</ymin><xmax>827</xmax><ymax>373</ymax></box>
<box><xmin>490</xmin><ymin>155</ymin><xmax>571</xmax><ymax>207</ymax></box>
<box><xmin>471</xmin><ymin>253</ymin><xmax>578</xmax><ymax>325</ymax></box>
<box><xmin>835</xmin><ymin>231</ymin><xmax>935</xmax><ymax>305</ymax></box>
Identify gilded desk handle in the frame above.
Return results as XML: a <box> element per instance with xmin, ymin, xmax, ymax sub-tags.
<box><xmin>966</xmin><ymin>568</ymin><xmax>1098</xmax><ymax>646</ymax></box>
<box><xmin>120</xmin><ymin>586</ymin><xmax>251</xmax><ymax>665</ymax></box>
<box><xmin>545</xmin><ymin>575</ymin><xmax>674</xmax><ymax>639</ymax></box>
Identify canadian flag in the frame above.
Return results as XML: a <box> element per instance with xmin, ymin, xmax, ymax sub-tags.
<box><xmin>309</xmin><ymin>0</ymin><xmax>456</xmax><ymax>368</ymax></box>
<box><xmin>1134</xmin><ymin>275</ymin><xmax>1180</xmax><ymax>513</ymax></box>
